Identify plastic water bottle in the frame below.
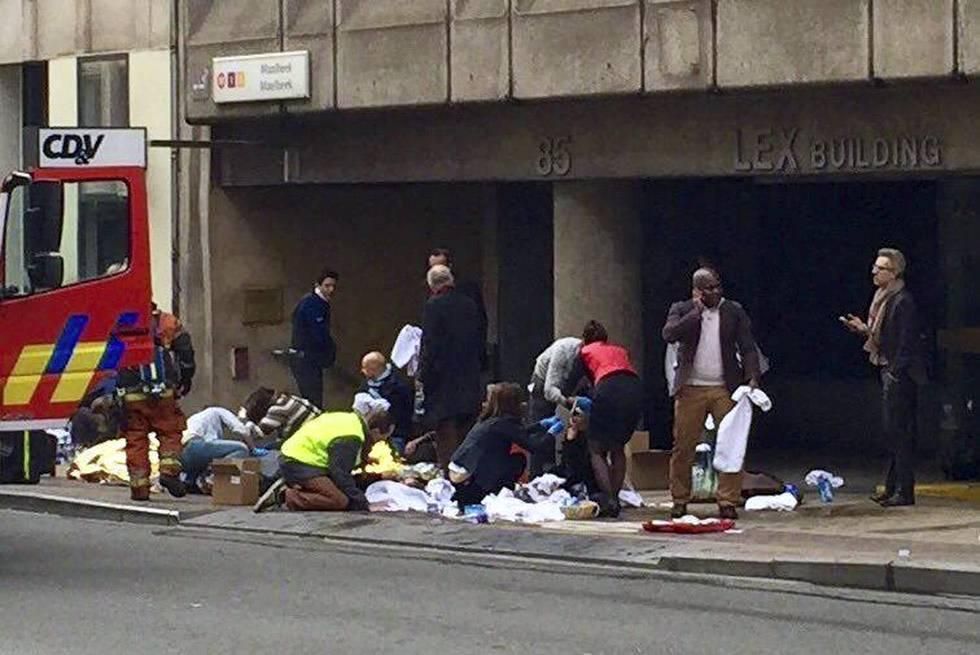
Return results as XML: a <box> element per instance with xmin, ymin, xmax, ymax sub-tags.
<box><xmin>464</xmin><ymin>505</ymin><xmax>489</xmax><ymax>524</ymax></box>
<box><xmin>817</xmin><ymin>476</ymin><xmax>834</xmax><ymax>503</ymax></box>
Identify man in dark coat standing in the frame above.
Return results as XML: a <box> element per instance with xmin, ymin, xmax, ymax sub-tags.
<box><xmin>290</xmin><ymin>268</ymin><xmax>338</xmax><ymax>409</ymax></box>
<box><xmin>420</xmin><ymin>264</ymin><xmax>483</xmax><ymax>470</ymax></box>
<box><xmin>842</xmin><ymin>248</ymin><xmax>927</xmax><ymax>507</ymax></box>
<box><xmin>428</xmin><ymin>247</ymin><xmax>489</xmax><ymax>372</ymax></box>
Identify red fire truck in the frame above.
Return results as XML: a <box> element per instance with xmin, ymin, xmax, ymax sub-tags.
<box><xmin>0</xmin><ymin>128</ymin><xmax>155</xmax><ymax>466</ymax></box>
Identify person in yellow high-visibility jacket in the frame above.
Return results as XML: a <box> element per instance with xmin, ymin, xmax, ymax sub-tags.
<box><xmin>254</xmin><ymin>409</ymin><xmax>393</xmax><ymax>512</ymax></box>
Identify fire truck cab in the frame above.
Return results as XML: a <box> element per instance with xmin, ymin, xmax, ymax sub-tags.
<box><xmin>0</xmin><ymin>127</ymin><xmax>154</xmax><ymax>438</ymax></box>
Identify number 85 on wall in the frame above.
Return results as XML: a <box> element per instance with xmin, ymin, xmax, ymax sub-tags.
<box><xmin>536</xmin><ymin>136</ymin><xmax>572</xmax><ymax>177</ymax></box>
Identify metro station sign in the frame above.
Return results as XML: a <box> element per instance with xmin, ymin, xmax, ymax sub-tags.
<box><xmin>212</xmin><ymin>51</ymin><xmax>311</xmax><ymax>104</ymax></box>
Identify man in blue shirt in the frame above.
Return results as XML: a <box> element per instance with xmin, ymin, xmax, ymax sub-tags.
<box><xmin>290</xmin><ymin>268</ymin><xmax>338</xmax><ymax>409</ymax></box>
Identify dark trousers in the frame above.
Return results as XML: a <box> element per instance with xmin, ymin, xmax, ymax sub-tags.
<box><xmin>454</xmin><ymin>453</ymin><xmax>526</xmax><ymax>507</ymax></box>
<box><xmin>881</xmin><ymin>370</ymin><xmax>918</xmax><ymax>500</ymax></box>
<box><xmin>291</xmin><ymin>360</ymin><xmax>324</xmax><ymax>410</ymax></box>
<box><xmin>434</xmin><ymin>414</ymin><xmax>475</xmax><ymax>472</ymax></box>
<box><xmin>528</xmin><ymin>377</ymin><xmax>558</xmax><ymax>477</ymax></box>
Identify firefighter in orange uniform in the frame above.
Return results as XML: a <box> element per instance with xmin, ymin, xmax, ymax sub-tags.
<box><xmin>117</xmin><ymin>304</ymin><xmax>196</xmax><ymax>501</ymax></box>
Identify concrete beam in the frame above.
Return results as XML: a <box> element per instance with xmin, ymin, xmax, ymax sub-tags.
<box><xmin>283</xmin><ymin>0</ymin><xmax>335</xmax><ymax>112</ymax></box>
<box><xmin>90</xmin><ymin>0</ymin><xmax>151</xmax><ymax>53</ymax></box>
<box><xmin>961</xmin><ymin>0</ymin><xmax>980</xmax><ymax>76</ymax></box>
<box><xmin>336</xmin><ymin>0</ymin><xmax>448</xmax><ymax>108</ymax></box>
<box><xmin>645</xmin><ymin>0</ymin><xmax>713</xmax><ymax>91</ymax></box>
<box><xmin>553</xmin><ymin>180</ymin><xmax>644</xmax><ymax>371</ymax></box>
<box><xmin>35</xmin><ymin>0</ymin><xmax>82</xmax><ymax>60</ymax></box>
<box><xmin>873</xmin><ymin>0</ymin><xmax>954</xmax><ymax>80</ymax></box>
<box><xmin>0</xmin><ymin>0</ymin><xmax>28</xmax><ymax>64</ymax></box>
<box><xmin>512</xmin><ymin>0</ymin><xmax>642</xmax><ymax>98</ymax></box>
<box><xmin>717</xmin><ymin>0</ymin><xmax>870</xmax><ymax>88</ymax></box>
<box><xmin>451</xmin><ymin>0</ymin><xmax>511</xmax><ymax>101</ymax></box>
<box><xmin>149</xmin><ymin>0</ymin><xmax>171</xmax><ymax>50</ymax></box>
<box><xmin>182</xmin><ymin>0</ymin><xmax>282</xmax><ymax>121</ymax></box>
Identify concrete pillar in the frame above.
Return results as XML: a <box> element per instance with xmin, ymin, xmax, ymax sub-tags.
<box><xmin>553</xmin><ymin>180</ymin><xmax>644</xmax><ymax>373</ymax></box>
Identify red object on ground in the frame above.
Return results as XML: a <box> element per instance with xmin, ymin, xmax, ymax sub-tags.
<box><xmin>509</xmin><ymin>443</ymin><xmax>530</xmax><ymax>483</ymax></box>
<box><xmin>642</xmin><ymin>519</ymin><xmax>736</xmax><ymax>534</ymax></box>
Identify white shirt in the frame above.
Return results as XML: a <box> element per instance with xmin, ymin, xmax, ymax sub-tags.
<box><xmin>184</xmin><ymin>407</ymin><xmax>251</xmax><ymax>444</ymax></box>
<box><xmin>690</xmin><ymin>304</ymin><xmax>725</xmax><ymax>386</ymax></box>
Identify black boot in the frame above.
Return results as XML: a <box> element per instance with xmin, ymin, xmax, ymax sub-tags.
<box><xmin>159</xmin><ymin>474</ymin><xmax>187</xmax><ymax>498</ymax></box>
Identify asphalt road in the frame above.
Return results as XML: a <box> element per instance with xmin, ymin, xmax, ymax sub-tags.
<box><xmin>1</xmin><ymin>510</ymin><xmax>978</xmax><ymax>655</ymax></box>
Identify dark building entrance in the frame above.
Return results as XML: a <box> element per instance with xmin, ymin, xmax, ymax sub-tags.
<box><xmin>643</xmin><ymin>178</ymin><xmax>949</xmax><ymax>460</ymax></box>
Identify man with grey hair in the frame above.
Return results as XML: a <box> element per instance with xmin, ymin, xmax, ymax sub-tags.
<box><xmin>663</xmin><ymin>267</ymin><xmax>761</xmax><ymax>520</ymax></box>
<box><xmin>420</xmin><ymin>264</ymin><xmax>483</xmax><ymax>470</ymax></box>
<box><xmin>842</xmin><ymin>248</ymin><xmax>926</xmax><ymax>507</ymax></box>
<box><xmin>427</xmin><ymin>263</ymin><xmax>455</xmax><ymax>290</ymax></box>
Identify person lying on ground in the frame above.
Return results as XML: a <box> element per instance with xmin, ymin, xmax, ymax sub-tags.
<box><xmin>181</xmin><ymin>406</ymin><xmax>260</xmax><ymax>491</ymax></box>
<box><xmin>253</xmin><ymin>409</ymin><xmax>395</xmax><ymax>513</ymax></box>
<box><xmin>554</xmin><ymin>398</ymin><xmax>597</xmax><ymax>493</ymax></box>
<box><xmin>449</xmin><ymin>383</ymin><xmax>557</xmax><ymax>508</ymax></box>
<box><xmin>359</xmin><ymin>351</ymin><xmax>414</xmax><ymax>454</ymax></box>
<box><xmin>238</xmin><ymin>387</ymin><xmax>321</xmax><ymax>448</ymax></box>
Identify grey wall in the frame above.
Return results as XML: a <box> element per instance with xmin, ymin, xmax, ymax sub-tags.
<box><xmin>212</xmin><ymin>84</ymin><xmax>980</xmax><ymax>186</ymax></box>
<box><xmin>553</xmin><ymin>180</ymin><xmax>644</xmax><ymax>379</ymax></box>
<box><xmin>197</xmin><ymin>183</ymin><xmax>495</xmax><ymax>412</ymax></box>
<box><xmin>0</xmin><ymin>0</ymin><xmax>171</xmax><ymax>64</ymax></box>
<box><xmin>182</xmin><ymin>0</ymin><xmax>974</xmax><ymax>122</ymax></box>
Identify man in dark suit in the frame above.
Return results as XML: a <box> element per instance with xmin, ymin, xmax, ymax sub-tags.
<box><xmin>420</xmin><ymin>264</ymin><xmax>483</xmax><ymax>470</ymax></box>
<box><xmin>428</xmin><ymin>247</ymin><xmax>488</xmax><ymax>372</ymax></box>
<box><xmin>290</xmin><ymin>268</ymin><xmax>338</xmax><ymax>409</ymax></box>
<box><xmin>842</xmin><ymin>248</ymin><xmax>926</xmax><ymax>507</ymax></box>
<box><xmin>662</xmin><ymin>268</ymin><xmax>761</xmax><ymax>520</ymax></box>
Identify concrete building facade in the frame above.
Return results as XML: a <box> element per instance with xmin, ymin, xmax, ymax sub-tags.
<box><xmin>176</xmin><ymin>1</ymin><xmax>979</xmax><ymax>457</ymax></box>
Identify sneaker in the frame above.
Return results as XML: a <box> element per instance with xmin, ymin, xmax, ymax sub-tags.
<box><xmin>159</xmin><ymin>474</ymin><xmax>187</xmax><ymax>498</ymax></box>
<box><xmin>254</xmin><ymin>478</ymin><xmax>286</xmax><ymax>513</ymax></box>
<box><xmin>670</xmin><ymin>503</ymin><xmax>688</xmax><ymax>519</ymax></box>
<box><xmin>718</xmin><ymin>505</ymin><xmax>738</xmax><ymax>520</ymax></box>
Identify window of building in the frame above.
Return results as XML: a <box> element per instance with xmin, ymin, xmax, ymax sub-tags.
<box><xmin>78</xmin><ymin>56</ymin><xmax>129</xmax><ymax>128</ymax></box>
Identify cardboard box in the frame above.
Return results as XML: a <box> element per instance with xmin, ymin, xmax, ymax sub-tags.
<box><xmin>625</xmin><ymin>431</ymin><xmax>670</xmax><ymax>490</ymax></box>
<box><xmin>211</xmin><ymin>458</ymin><xmax>262</xmax><ymax>506</ymax></box>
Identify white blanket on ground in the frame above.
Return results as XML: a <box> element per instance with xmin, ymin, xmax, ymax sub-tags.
<box><xmin>366</xmin><ymin>481</ymin><xmax>433</xmax><ymax>513</ymax></box>
<box><xmin>366</xmin><ymin>475</ymin><xmax>576</xmax><ymax>524</ymax></box>
<box><xmin>482</xmin><ymin>488</ymin><xmax>566</xmax><ymax>524</ymax></box>
<box><xmin>713</xmin><ymin>386</ymin><xmax>773</xmax><ymax>473</ymax></box>
<box><xmin>744</xmin><ymin>492</ymin><xmax>798</xmax><ymax>512</ymax></box>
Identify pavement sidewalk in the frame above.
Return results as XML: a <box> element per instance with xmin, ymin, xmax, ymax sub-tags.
<box><xmin>4</xmin><ymin>477</ymin><xmax>978</xmax><ymax>598</ymax></box>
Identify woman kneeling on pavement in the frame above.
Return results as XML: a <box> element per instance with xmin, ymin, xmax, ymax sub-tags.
<box><xmin>254</xmin><ymin>408</ymin><xmax>394</xmax><ymax>512</ymax></box>
<box><xmin>449</xmin><ymin>382</ymin><xmax>557</xmax><ymax>507</ymax></box>
<box><xmin>578</xmin><ymin>320</ymin><xmax>644</xmax><ymax>518</ymax></box>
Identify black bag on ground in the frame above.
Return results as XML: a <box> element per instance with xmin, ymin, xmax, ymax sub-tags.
<box><xmin>0</xmin><ymin>431</ymin><xmax>56</xmax><ymax>484</ymax></box>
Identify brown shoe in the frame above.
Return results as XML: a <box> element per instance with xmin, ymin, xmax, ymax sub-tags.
<box><xmin>670</xmin><ymin>503</ymin><xmax>688</xmax><ymax>519</ymax></box>
<box><xmin>130</xmin><ymin>486</ymin><xmax>151</xmax><ymax>502</ymax></box>
<box><xmin>718</xmin><ymin>505</ymin><xmax>738</xmax><ymax>520</ymax></box>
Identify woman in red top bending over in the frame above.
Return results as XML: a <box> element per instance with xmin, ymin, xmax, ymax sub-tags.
<box><xmin>578</xmin><ymin>320</ymin><xmax>644</xmax><ymax>518</ymax></box>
